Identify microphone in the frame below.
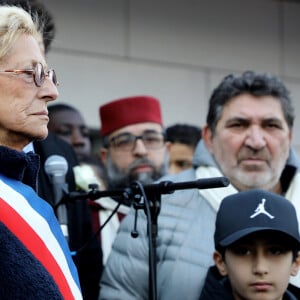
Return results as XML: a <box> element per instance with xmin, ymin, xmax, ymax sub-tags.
<box><xmin>66</xmin><ymin>176</ymin><xmax>230</xmax><ymax>201</ymax></box>
<box><xmin>131</xmin><ymin>177</ymin><xmax>230</xmax><ymax>195</ymax></box>
<box><xmin>44</xmin><ymin>155</ymin><xmax>69</xmax><ymax>241</ymax></box>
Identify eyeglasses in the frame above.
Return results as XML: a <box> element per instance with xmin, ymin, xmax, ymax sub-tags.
<box><xmin>107</xmin><ymin>131</ymin><xmax>165</xmax><ymax>151</ymax></box>
<box><xmin>0</xmin><ymin>62</ymin><xmax>58</xmax><ymax>87</ymax></box>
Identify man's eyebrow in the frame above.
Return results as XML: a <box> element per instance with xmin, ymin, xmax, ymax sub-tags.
<box><xmin>261</xmin><ymin>117</ymin><xmax>284</xmax><ymax>123</ymax></box>
<box><xmin>224</xmin><ymin>117</ymin><xmax>249</xmax><ymax>124</ymax></box>
<box><xmin>225</xmin><ymin>116</ymin><xmax>284</xmax><ymax>123</ymax></box>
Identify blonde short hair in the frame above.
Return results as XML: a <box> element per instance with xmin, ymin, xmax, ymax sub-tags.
<box><xmin>0</xmin><ymin>6</ymin><xmax>41</xmax><ymax>60</ymax></box>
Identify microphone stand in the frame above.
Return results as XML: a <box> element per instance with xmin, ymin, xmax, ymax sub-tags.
<box><xmin>130</xmin><ymin>181</ymin><xmax>162</xmax><ymax>300</ymax></box>
<box><xmin>129</xmin><ymin>177</ymin><xmax>230</xmax><ymax>300</ymax></box>
<box><xmin>64</xmin><ymin>176</ymin><xmax>230</xmax><ymax>300</ymax></box>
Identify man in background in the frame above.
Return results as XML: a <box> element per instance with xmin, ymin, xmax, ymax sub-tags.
<box><xmin>166</xmin><ymin>123</ymin><xmax>201</xmax><ymax>174</ymax></box>
<box><xmin>99</xmin><ymin>95</ymin><xmax>169</xmax><ymax>190</ymax></box>
<box><xmin>48</xmin><ymin>103</ymin><xmax>94</xmax><ymax>162</ymax></box>
<box><xmin>95</xmin><ymin>95</ymin><xmax>170</xmax><ymax>265</ymax></box>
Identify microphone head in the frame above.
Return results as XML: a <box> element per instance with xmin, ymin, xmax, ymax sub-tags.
<box><xmin>44</xmin><ymin>155</ymin><xmax>68</xmax><ymax>177</ymax></box>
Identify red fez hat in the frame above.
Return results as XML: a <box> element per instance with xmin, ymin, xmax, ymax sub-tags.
<box><xmin>99</xmin><ymin>95</ymin><xmax>163</xmax><ymax>136</ymax></box>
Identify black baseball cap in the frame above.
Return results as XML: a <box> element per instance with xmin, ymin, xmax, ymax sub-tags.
<box><xmin>214</xmin><ymin>189</ymin><xmax>300</xmax><ymax>249</ymax></box>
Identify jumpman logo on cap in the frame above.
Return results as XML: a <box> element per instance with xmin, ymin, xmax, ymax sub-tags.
<box><xmin>250</xmin><ymin>198</ymin><xmax>274</xmax><ymax>219</ymax></box>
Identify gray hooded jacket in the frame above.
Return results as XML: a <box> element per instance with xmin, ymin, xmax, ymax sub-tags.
<box><xmin>99</xmin><ymin>141</ymin><xmax>300</xmax><ymax>300</ymax></box>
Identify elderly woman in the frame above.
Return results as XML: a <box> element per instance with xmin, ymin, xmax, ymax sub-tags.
<box><xmin>0</xmin><ymin>6</ymin><xmax>82</xmax><ymax>299</ymax></box>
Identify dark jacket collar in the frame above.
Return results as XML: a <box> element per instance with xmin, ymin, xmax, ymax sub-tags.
<box><xmin>199</xmin><ymin>266</ymin><xmax>233</xmax><ymax>300</ymax></box>
<box><xmin>0</xmin><ymin>145</ymin><xmax>40</xmax><ymax>190</ymax></box>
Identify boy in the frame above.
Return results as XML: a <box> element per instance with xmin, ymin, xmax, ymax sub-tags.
<box><xmin>200</xmin><ymin>189</ymin><xmax>300</xmax><ymax>300</ymax></box>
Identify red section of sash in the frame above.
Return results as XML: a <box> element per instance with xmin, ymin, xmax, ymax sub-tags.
<box><xmin>0</xmin><ymin>197</ymin><xmax>74</xmax><ymax>299</ymax></box>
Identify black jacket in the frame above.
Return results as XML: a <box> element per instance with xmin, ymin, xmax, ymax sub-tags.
<box><xmin>34</xmin><ymin>133</ymin><xmax>103</xmax><ymax>300</ymax></box>
<box><xmin>199</xmin><ymin>266</ymin><xmax>298</xmax><ymax>300</ymax></box>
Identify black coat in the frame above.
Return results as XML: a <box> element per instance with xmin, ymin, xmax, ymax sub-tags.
<box><xmin>34</xmin><ymin>133</ymin><xmax>103</xmax><ymax>300</ymax></box>
<box><xmin>199</xmin><ymin>266</ymin><xmax>298</xmax><ymax>300</ymax></box>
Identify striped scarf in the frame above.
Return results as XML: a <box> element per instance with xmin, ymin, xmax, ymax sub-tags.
<box><xmin>0</xmin><ymin>173</ymin><xmax>82</xmax><ymax>299</ymax></box>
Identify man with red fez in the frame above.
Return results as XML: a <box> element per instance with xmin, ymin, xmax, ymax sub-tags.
<box><xmin>93</xmin><ymin>95</ymin><xmax>170</xmax><ymax>265</ymax></box>
<box><xmin>99</xmin><ymin>95</ymin><xmax>169</xmax><ymax>189</ymax></box>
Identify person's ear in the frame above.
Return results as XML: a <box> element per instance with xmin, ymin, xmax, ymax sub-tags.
<box><xmin>165</xmin><ymin>141</ymin><xmax>171</xmax><ymax>153</ymax></box>
<box><xmin>202</xmin><ymin>125</ymin><xmax>213</xmax><ymax>152</ymax></box>
<box><xmin>99</xmin><ymin>148</ymin><xmax>108</xmax><ymax>166</ymax></box>
<box><xmin>288</xmin><ymin>129</ymin><xmax>293</xmax><ymax>143</ymax></box>
<box><xmin>291</xmin><ymin>251</ymin><xmax>300</xmax><ymax>276</ymax></box>
<box><xmin>213</xmin><ymin>251</ymin><xmax>228</xmax><ymax>276</ymax></box>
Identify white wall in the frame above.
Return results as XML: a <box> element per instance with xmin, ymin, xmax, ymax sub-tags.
<box><xmin>44</xmin><ymin>0</ymin><xmax>300</xmax><ymax>151</ymax></box>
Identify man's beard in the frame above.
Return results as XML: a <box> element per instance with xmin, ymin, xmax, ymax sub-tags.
<box><xmin>105</xmin><ymin>155</ymin><xmax>169</xmax><ymax>190</ymax></box>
